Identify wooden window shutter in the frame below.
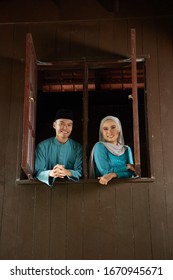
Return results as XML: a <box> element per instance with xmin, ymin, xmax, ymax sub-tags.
<box><xmin>131</xmin><ymin>28</ymin><xmax>141</xmax><ymax>176</ymax></box>
<box><xmin>21</xmin><ymin>33</ymin><xmax>37</xmax><ymax>179</ymax></box>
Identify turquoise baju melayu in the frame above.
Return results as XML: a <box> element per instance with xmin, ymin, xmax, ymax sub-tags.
<box><xmin>34</xmin><ymin>137</ymin><xmax>83</xmax><ymax>186</ymax></box>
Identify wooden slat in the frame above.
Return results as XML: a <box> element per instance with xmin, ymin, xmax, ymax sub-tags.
<box><xmin>32</xmin><ymin>186</ymin><xmax>51</xmax><ymax>259</ymax></box>
<box><xmin>149</xmin><ymin>186</ymin><xmax>169</xmax><ymax>259</ymax></box>
<box><xmin>113</xmin><ymin>20</ymin><xmax>128</xmax><ymax>56</ymax></box>
<box><xmin>159</xmin><ymin>19</ymin><xmax>173</xmax><ymax>259</ymax></box>
<box><xmin>69</xmin><ymin>22</ymin><xmax>86</xmax><ymax>58</ymax></box>
<box><xmin>115</xmin><ymin>184</ymin><xmax>135</xmax><ymax>259</ymax></box>
<box><xmin>155</xmin><ymin>18</ymin><xmax>173</xmax><ymax>259</ymax></box>
<box><xmin>142</xmin><ymin>22</ymin><xmax>168</xmax><ymax>259</ymax></box>
<box><xmin>142</xmin><ymin>19</ymin><xmax>164</xmax><ymax>182</ymax></box>
<box><xmin>166</xmin><ymin>185</ymin><xmax>173</xmax><ymax>259</ymax></box>
<box><xmin>0</xmin><ymin>25</ymin><xmax>29</xmax><ymax>259</ymax></box>
<box><xmin>132</xmin><ymin>184</ymin><xmax>152</xmax><ymax>259</ymax></box>
<box><xmin>152</xmin><ymin>19</ymin><xmax>173</xmax><ymax>259</ymax></box>
<box><xmin>83</xmin><ymin>183</ymin><xmax>100</xmax><ymax>259</ymax></box>
<box><xmin>99</xmin><ymin>186</ymin><xmax>117</xmax><ymax>259</ymax></box>
<box><xmin>83</xmin><ymin>21</ymin><xmax>100</xmax><ymax>58</ymax></box>
<box><xmin>28</xmin><ymin>23</ymin><xmax>57</xmax><ymax>61</ymax></box>
<box><xmin>98</xmin><ymin>20</ymin><xmax>116</xmax><ymax>57</ymax></box>
<box><xmin>49</xmin><ymin>185</ymin><xmax>67</xmax><ymax>259</ymax></box>
<box><xmin>156</xmin><ymin>18</ymin><xmax>173</xmax><ymax>184</ymax></box>
<box><xmin>0</xmin><ymin>25</ymin><xmax>14</xmax><ymax>251</ymax></box>
<box><xmin>11</xmin><ymin>26</ymin><xmax>35</xmax><ymax>259</ymax></box>
<box><xmin>56</xmin><ymin>22</ymin><xmax>72</xmax><ymax>58</ymax></box>
<box><xmin>66</xmin><ymin>184</ymin><xmax>84</xmax><ymax>259</ymax></box>
<box><xmin>15</xmin><ymin>186</ymin><xmax>36</xmax><ymax>259</ymax></box>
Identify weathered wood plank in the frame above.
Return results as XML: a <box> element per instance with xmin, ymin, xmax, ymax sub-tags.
<box><xmin>112</xmin><ymin>20</ymin><xmax>128</xmax><ymax>56</ymax></box>
<box><xmin>49</xmin><ymin>184</ymin><xmax>67</xmax><ymax>259</ymax></box>
<box><xmin>12</xmin><ymin>25</ymin><xmax>37</xmax><ymax>260</ymax></box>
<box><xmin>157</xmin><ymin>18</ymin><xmax>173</xmax><ymax>184</ymax></box>
<box><xmin>83</xmin><ymin>183</ymin><xmax>100</xmax><ymax>259</ymax></box>
<box><xmin>142</xmin><ymin>19</ymin><xmax>170</xmax><ymax>259</ymax></box>
<box><xmin>28</xmin><ymin>23</ymin><xmax>57</xmax><ymax>61</ymax></box>
<box><xmin>56</xmin><ymin>22</ymin><xmax>72</xmax><ymax>58</ymax></box>
<box><xmin>32</xmin><ymin>185</ymin><xmax>51</xmax><ymax>259</ymax></box>
<box><xmin>166</xmin><ymin>184</ymin><xmax>173</xmax><ymax>259</ymax></box>
<box><xmin>69</xmin><ymin>23</ymin><xmax>86</xmax><ymax>58</ymax></box>
<box><xmin>132</xmin><ymin>184</ymin><xmax>152</xmax><ymax>259</ymax></box>
<box><xmin>149</xmin><ymin>185</ymin><xmax>169</xmax><ymax>259</ymax></box>
<box><xmin>0</xmin><ymin>25</ymin><xmax>14</xmax><ymax>255</ymax></box>
<box><xmin>98</xmin><ymin>185</ymin><xmax>117</xmax><ymax>259</ymax></box>
<box><xmin>114</xmin><ymin>184</ymin><xmax>135</xmax><ymax>259</ymax></box>
<box><xmin>83</xmin><ymin>21</ymin><xmax>100</xmax><ymax>58</ymax></box>
<box><xmin>0</xmin><ymin>24</ymin><xmax>27</xmax><ymax>259</ymax></box>
<box><xmin>142</xmin><ymin>19</ymin><xmax>164</xmax><ymax>182</ymax></box>
<box><xmin>66</xmin><ymin>184</ymin><xmax>84</xmax><ymax>259</ymax></box>
<box><xmin>15</xmin><ymin>185</ymin><xmax>36</xmax><ymax>259</ymax></box>
<box><xmin>98</xmin><ymin>20</ymin><xmax>115</xmax><ymax>57</ymax></box>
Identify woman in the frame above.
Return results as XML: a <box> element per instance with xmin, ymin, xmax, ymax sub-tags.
<box><xmin>89</xmin><ymin>116</ymin><xmax>136</xmax><ymax>185</ymax></box>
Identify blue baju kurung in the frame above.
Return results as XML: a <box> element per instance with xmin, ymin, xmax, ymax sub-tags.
<box><xmin>93</xmin><ymin>142</ymin><xmax>134</xmax><ymax>178</ymax></box>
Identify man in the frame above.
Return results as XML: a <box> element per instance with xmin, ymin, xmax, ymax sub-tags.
<box><xmin>34</xmin><ymin>108</ymin><xmax>83</xmax><ymax>186</ymax></box>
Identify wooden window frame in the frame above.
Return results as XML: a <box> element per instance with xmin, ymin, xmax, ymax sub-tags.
<box><xmin>18</xmin><ymin>30</ymin><xmax>153</xmax><ymax>183</ymax></box>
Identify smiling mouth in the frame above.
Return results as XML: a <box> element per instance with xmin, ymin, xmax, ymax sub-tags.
<box><xmin>61</xmin><ymin>131</ymin><xmax>69</xmax><ymax>135</ymax></box>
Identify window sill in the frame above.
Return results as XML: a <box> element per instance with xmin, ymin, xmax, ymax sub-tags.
<box><xmin>16</xmin><ymin>176</ymin><xmax>155</xmax><ymax>185</ymax></box>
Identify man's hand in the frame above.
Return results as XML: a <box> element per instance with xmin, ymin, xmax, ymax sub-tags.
<box><xmin>49</xmin><ymin>164</ymin><xmax>72</xmax><ymax>178</ymax></box>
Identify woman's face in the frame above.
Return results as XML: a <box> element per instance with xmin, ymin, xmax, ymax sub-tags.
<box><xmin>101</xmin><ymin>119</ymin><xmax>120</xmax><ymax>144</ymax></box>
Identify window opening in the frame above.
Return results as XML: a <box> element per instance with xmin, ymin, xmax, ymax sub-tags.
<box><xmin>20</xmin><ymin>31</ymin><xmax>151</xmax><ymax>181</ymax></box>
<box><xmin>87</xmin><ymin>60</ymin><xmax>149</xmax><ymax>178</ymax></box>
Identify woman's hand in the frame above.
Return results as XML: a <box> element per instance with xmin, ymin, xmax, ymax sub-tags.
<box><xmin>98</xmin><ymin>173</ymin><xmax>117</xmax><ymax>185</ymax></box>
<box><xmin>126</xmin><ymin>164</ymin><xmax>136</xmax><ymax>172</ymax></box>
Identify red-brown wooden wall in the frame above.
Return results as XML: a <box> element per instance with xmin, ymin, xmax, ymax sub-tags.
<box><xmin>0</xmin><ymin>1</ymin><xmax>173</xmax><ymax>260</ymax></box>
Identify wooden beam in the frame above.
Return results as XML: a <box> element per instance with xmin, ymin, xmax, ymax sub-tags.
<box><xmin>83</xmin><ymin>61</ymin><xmax>89</xmax><ymax>178</ymax></box>
<box><xmin>131</xmin><ymin>28</ymin><xmax>141</xmax><ymax>176</ymax></box>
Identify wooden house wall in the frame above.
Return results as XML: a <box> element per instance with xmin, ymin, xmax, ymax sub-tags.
<box><xmin>0</xmin><ymin>16</ymin><xmax>173</xmax><ymax>260</ymax></box>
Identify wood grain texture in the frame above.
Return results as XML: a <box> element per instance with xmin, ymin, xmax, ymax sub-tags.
<box><xmin>0</xmin><ymin>15</ymin><xmax>173</xmax><ymax>260</ymax></box>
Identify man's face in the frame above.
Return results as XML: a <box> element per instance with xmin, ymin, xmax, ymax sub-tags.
<box><xmin>53</xmin><ymin>119</ymin><xmax>73</xmax><ymax>143</ymax></box>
